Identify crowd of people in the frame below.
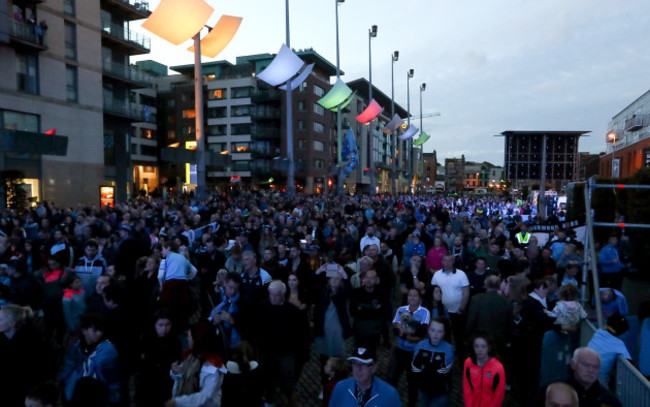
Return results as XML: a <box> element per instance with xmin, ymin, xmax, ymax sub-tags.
<box><xmin>0</xmin><ymin>190</ymin><xmax>637</xmax><ymax>406</ymax></box>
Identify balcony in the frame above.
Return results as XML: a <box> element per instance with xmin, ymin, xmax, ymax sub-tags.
<box><xmin>251</xmin><ymin>147</ymin><xmax>281</xmax><ymax>157</ymax></box>
<box><xmin>252</xmin><ymin>89</ymin><xmax>283</xmax><ymax>103</ymax></box>
<box><xmin>103</xmin><ymin>96</ymin><xmax>155</xmax><ymax>122</ymax></box>
<box><xmin>0</xmin><ymin>129</ymin><xmax>67</xmax><ymax>156</ymax></box>
<box><xmin>251</xmin><ymin>110</ymin><xmax>281</xmax><ymax>121</ymax></box>
<box><xmin>625</xmin><ymin>115</ymin><xmax>645</xmax><ymax>132</ymax></box>
<box><xmin>252</xmin><ymin>127</ymin><xmax>281</xmax><ymax>139</ymax></box>
<box><xmin>9</xmin><ymin>20</ymin><xmax>48</xmax><ymax>51</ymax></box>
<box><xmin>102</xmin><ymin>58</ymin><xmax>153</xmax><ymax>86</ymax></box>
<box><xmin>101</xmin><ymin>20</ymin><xmax>150</xmax><ymax>54</ymax></box>
<box><xmin>101</xmin><ymin>0</ymin><xmax>152</xmax><ymax>20</ymax></box>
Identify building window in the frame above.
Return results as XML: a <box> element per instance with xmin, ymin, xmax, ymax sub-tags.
<box><xmin>208</xmin><ymin>125</ymin><xmax>227</xmax><ymax>136</ymax></box>
<box><xmin>208</xmin><ymin>89</ymin><xmax>226</xmax><ymax>99</ymax></box>
<box><xmin>297</xmin><ymin>101</ymin><xmax>306</xmax><ymax>111</ymax></box>
<box><xmin>208</xmin><ymin>143</ymin><xmax>227</xmax><ymax>152</ymax></box>
<box><xmin>1</xmin><ymin>110</ymin><xmax>40</xmax><ymax>132</ymax></box>
<box><xmin>141</xmin><ymin>145</ymin><xmax>157</xmax><ymax>156</ymax></box>
<box><xmin>64</xmin><ymin>22</ymin><xmax>77</xmax><ymax>60</ymax></box>
<box><xmin>297</xmin><ymin>120</ymin><xmax>306</xmax><ymax>130</ymax></box>
<box><xmin>167</xmin><ymin>130</ymin><xmax>176</xmax><ymax>140</ymax></box>
<box><xmin>231</xmin><ymin>124</ymin><xmax>251</xmax><ymax>135</ymax></box>
<box><xmin>313</xmin><ymin>122</ymin><xmax>324</xmax><ymax>133</ymax></box>
<box><xmin>314</xmin><ymin>85</ymin><xmax>324</xmax><ymax>97</ymax></box>
<box><xmin>142</xmin><ymin>129</ymin><xmax>155</xmax><ymax>139</ymax></box>
<box><xmin>66</xmin><ymin>65</ymin><xmax>78</xmax><ymax>102</ymax></box>
<box><xmin>298</xmin><ymin>139</ymin><xmax>306</xmax><ymax>149</ymax></box>
<box><xmin>313</xmin><ymin>140</ymin><xmax>324</xmax><ymax>151</ymax></box>
<box><xmin>63</xmin><ymin>0</ymin><xmax>75</xmax><ymax>15</ymax></box>
<box><xmin>231</xmin><ymin>87</ymin><xmax>252</xmax><ymax>98</ymax></box>
<box><xmin>299</xmin><ymin>82</ymin><xmax>308</xmax><ymax>92</ymax></box>
<box><xmin>314</xmin><ymin>159</ymin><xmax>324</xmax><ymax>169</ymax></box>
<box><xmin>167</xmin><ymin>99</ymin><xmax>175</xmax><ymax>107</ymax></box>
<box><xmin>181</xmin><ymin>126</ymin><xmax>194</xmax><ymax>135</ymax></box>
<box><xmin>313</xmin><ymin>103</ymin><xmax>324</xmax><ymax>115</ymax></box>
<box><xmin>16</xmin><ymin>53</ymin><xmax>38</xmax><ymax>94</ymax></box>
<box><xmin>233</xmin><ymin>161</ymin><xmax>250</xmax><ymax>171</ymax></box>
<box><xmin>231</xmin><ymin>105</ymin><xmax>251</xmax><ymax>117</ymax></box>
<box><xmin>208</xmin><ymin>107</ymin><xmax>227</xmax><ymax>118</ymax></box>
<box><xmin>232</xmin><ymin>142</ymin><xmax>250</xmax><ymax>153</ymax></box>
<box><xmin>182</xmin><ymin>109</ymin><xmax>196</xmax><ymax>119</ymax></box>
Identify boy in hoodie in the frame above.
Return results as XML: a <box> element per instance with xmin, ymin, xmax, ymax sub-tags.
<box><xmin>74</xmin><ymin>239</ymin><xmax>108</xmax><ymax>294</ymax></box>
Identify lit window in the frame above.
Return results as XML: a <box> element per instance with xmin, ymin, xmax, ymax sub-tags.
<box><xmin>182</xmin><ymin>109</ymin><xmax>196</xmax><ymax>119</ymax></box>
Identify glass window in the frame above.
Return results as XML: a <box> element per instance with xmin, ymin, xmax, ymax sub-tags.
<box><xmin>313</xmin><ymin>140</ymin><xmax>324</xmax><ymax>151</ymax></box>
<box><xmin>208</xmin><ymin>125</ymin><xmax>227</xmax><ymax>136</ymax></box>
<box><xmin>2</xmin><ymin>110</ymin><xmax>39</xmax><ymax>132</ymax></box>
<box><xmin>141</xmin><ymin>145</ymin><xmax>157</xmax><ymax>156</ymax></box>
<box><xmin>181</xmin><ymin>126</ymin><xmax>193</xmax><ymax>135</ymax></box>
<box><xmin>66</xmin><ymin>65</ymin><xmax>78</xmax><ymax>102</ymax></box>
<box><xmin>314</xmin><ymin>159</ymin><xmax>324</xmax><ymax>169</ymax></box>
<box><xmin>208</xmin><ymin>107</ymin><xmax>227</xmax><ymax>118</ymax></box>
<box><xmin>299</xmin><ymin>82</ymin><xmax>307</xmax><ymax>92</ymax></box>
<box><xmin>64</xmin><ymin>22</ymin><xmax>77</xmax><ymax>60</ymax></box>
<box><xmin>16</xmin><ymin>53</ymin><xmax>38</xmax><ymax>94</ymax></box>
<box><xmin>297</xmin><ymin>101</ymin><xmax>306</xmax><ymax>111</ymax></box>
<box><xmin>63</xmin><ymin>0</ymin><xmax>75</xmax><ymax>15</ymax></box>
<box><xmin>231</xmin><ymin>105</ymin><xmax>251</xmax><ymax>117</ymax></box>
<box><xmin>313</xmin><ymin>122</ymin><xmax>324</xmax><ymax>133</ymax></box>
<box><xmin>313</xmin><ymin>85</ymin><xmax>324</xmax><ymax>97</ymax></box>
<box><xmin>297</xmin><ymin>139</ymin><xmax>306</xmax><ymax>149</ymax></box>
<box><xmin>313</xmin><ymin>103</ymin><xmax>324</xmax><ymax>115</ymax></box>
<box><xmin>231</xmin><ymin>87</ymin><xmax>252</xmax><ymax>98</ymax></box>
<box><xmin>232</xmin><ymin>142</ymin><xmax>250</xmax><ymax>153</ymax></box>
<box><xmin>182</xmin><ymin>109</ymin><xmax>196</xmax><ymax>119</ymax></box>
<box><xmin>208</xmin><ymin>143</ymin><xmax>227</xmax><ymax>152</ymax></box>
<box><xmin>297</xmin><ymin>120</ymin><xmax>306</xmax><ymax>130</ymax></box>
<box><xmin>231</xmin><ymin>124</ymin><xmax>251</xmax><ymax>135</ymax></box>
<box><xmin>233</xmin><ymin>161</ymin><xmax>250</xmax><ymax>171</ymax></box>
<box><xmin>167</xmin><ymin>130</ymin><xmax>176</xmax><ymax>140</ymax></box>
<box><xmin>208</xmin><ymin>89</ymin><xmax>226</xmax><ymax>99</ymax></box>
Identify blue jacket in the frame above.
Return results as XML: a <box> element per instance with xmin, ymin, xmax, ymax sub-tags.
<box><xmin>328</xmin><ymin>377</ymin><xmax>400</xmax><ymax>407</ymax></box>
<box><xmin>598</xmin><ymin>244</ymin><xmax>623</xmax><ymax>274</ymax></box>
<box><xmin>62</xmin><ymin>340</ymin><xmax>120</xmax><ymax>403</ymax></box>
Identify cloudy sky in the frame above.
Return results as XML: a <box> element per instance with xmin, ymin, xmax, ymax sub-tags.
<box><xmin>132</xmin><ymin>0</ymin><xmax>650</xmax><ymax>166</ymax></box>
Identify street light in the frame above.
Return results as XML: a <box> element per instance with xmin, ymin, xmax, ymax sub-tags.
<box><xmin>407</xmin><ymin>68</ymin><xmax>414</xmax><ymax>193</ymax></box>
<box><xmin>335</xmin><ymin>0</ymin><xmax>345</xmax><ymax>195</ymax></box>
<box><xmin>142</xmin><ymin>0</ymin><xmax>241</xmax><ymax>201</ymax></box>
<box><xmin>607</xmin><ymin>131</ymin><xmax>619</xmax><ymax>177</ymax></box>
<box><xmin>417</xmin><ymin>82</ymin><xmax>425</xmax><ymax>193</ymax></box>
<box><xmin>390</xmin><ymin>50</ymin><xmax>398</xmax><ymax>195</ymax></box>
<box><xmin>368</xmin><ymin>24</ymin><xmax>378</xmax><ymax>194</ymax></box>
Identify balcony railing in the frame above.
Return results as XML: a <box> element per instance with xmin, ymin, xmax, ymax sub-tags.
<box><xmin>0</xmin><ymin>129</ymin><xmax>67</xmax><ymax>156</ymax></box>
<box><xmin>9</xmin><ymin>20</ymin><xmax>48</xmax><ymax>49</ymax></box>
<box><xmin>103</xmin><ymin>96</ymin><xmax>156</xmax><ymax>122</ymax></box>
<box><xmin>251</xmin><ymin>110</ymin><xmax>281</xmax><ymax>121</ymax></box>
<box><xmin>102</xmin><ymin>58</ymin><xmax>153</xmax><ymax>85</ymax></box>
<box><xmin>102</xmin><ymin>0</ymin><xmax>151</xmax><ymax>19</ymax></box>
<box><xmin>625</xmin><ymin>115</ymin><xmax>645</xmax><ymax>132</ymax></box>
<box><xmin>252</xmin><ymin>127</ymin><xmax>281</xmax><ymax>139</ymax></box>
<box><xmin>101</xmin><ymin>20</ymin><xmax>150</xmax><ymax>51</ymax></box>
<box><xmin>252</xmin><ymin>90</ymin><xmax>283</xmax><ymax>103</ymax></box>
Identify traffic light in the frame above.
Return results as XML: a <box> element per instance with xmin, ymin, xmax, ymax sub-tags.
<box><xmin>327</xmin><ymin>178</ymin><xmax>333</xmax><ymax>187</ymax></box>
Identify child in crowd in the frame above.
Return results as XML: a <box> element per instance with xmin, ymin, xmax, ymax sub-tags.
<box><xmin>546</xmin><ymin>283</ymin><xmax>587</xmax><ymax>328</ymax></box>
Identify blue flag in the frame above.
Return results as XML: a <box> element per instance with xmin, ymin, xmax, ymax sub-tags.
<box><xmin>340</xmin><ymin>128</ymin><xmax>358</xmax><ymax>178</ymax></box>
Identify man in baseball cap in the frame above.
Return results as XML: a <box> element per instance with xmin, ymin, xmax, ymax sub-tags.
<box><xmin>328</xmin><ymin>347</ymin><xmax>400</xmax><ymax>406</ymax></box>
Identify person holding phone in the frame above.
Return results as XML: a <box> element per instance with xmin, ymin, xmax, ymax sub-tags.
<box><xmin>411</xmin><ymin>318</ymin><xmax>455</xmax><ymax>407</ymax></box>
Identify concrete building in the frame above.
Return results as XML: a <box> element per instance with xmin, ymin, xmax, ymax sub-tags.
<box><xmin>0</xmin><ymin>0</ymin><xmax>155</xmax><ymax>206</ymax></box>
<box><xmin>444</xmin><ymin>155</ymin><xmax>465</xmax><ymax>192</ymax></box>
<box><xmin>159</xmin><ymin>49</ymin><xmax>340</xmax><ymax>194</ymax></box>
<box><xmin>600</xmin><ymin>89</ymin><xmax>650</xmax><ymax>178</ymax></box>
<box><xmin>422</xmin><ymin>151</ymin><xmax>437</xmax><ymax>189</ymax></box>
<box><xmin>345</xmin><ymin>79</ymin><xmax>408</xmax><ymax>194</ymax></box>
<box><xmin>500</xmin><ymin>130</ymin><xmax>587</xmax><ymax>192</ymax></box>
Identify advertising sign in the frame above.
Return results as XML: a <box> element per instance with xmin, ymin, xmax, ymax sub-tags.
<box><xmin>100</xmin><ymin>186</ymin><xmax>115</xmax><ymax>208</ymax></box>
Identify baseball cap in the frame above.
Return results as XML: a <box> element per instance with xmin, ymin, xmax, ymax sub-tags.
<box><xmin>347</xmin><ymin>347</ymin><xmax>376</xmax><ymax>364</ymax></box>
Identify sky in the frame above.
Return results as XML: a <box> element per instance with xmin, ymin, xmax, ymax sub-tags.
<box><xmin>132</xmin><ymin>0</ymin><xmax>650</xmax><ymax>166</ymax></box>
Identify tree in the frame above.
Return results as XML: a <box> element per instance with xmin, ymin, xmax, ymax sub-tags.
<box><xmin>0</xmin><ymin>170</ymin><xmax>28</xmax><ymax>212</ymax></box>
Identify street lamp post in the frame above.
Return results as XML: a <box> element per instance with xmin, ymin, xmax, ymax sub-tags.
<box><xmin>407</xmin><ymin>69</ymin><xmax>414</xmax><ymax>193</ymax></box>
<box><xmin>607</xmin><ymin>131</ymin><xmax>618</xmax><ymax>177</ymax></box>
<box><xmin>335</xmin><ymin>0</ymin><xmax>344</xmax><ymax>195</ymax></box>
<box><xmin>285</xmin><ymin>0</ymin><xmax>295</xmax><ymax>196</ymax></box>
<box><xmin>418</xmin><ymin>82</ymin><xmax>425</xmax><ymax>194</ymax></box>
<box><xmin>368</xmin><ymin>24</ymin><xmax>378</xmax><ymax>194</ymax></box>
<box><xmin>390</xmin><ymin>50</ymin><xmax>398</xmax><ymax>195</ymax></box>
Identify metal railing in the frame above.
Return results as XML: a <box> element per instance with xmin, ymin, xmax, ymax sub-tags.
<box><xmin>102</xmin><ymin>58</ymin><xmax>153</xmax><ymax>85</ymax></box>
<box><xmin>103</xmin><ymin>97</ymin><xmax>155</xmax><ymax>122</ymax></box>
<box><xmin>579</xmin><ymin>320</ymin><xmax>650</xmax><ymax>406</ymax></box>
<box><xmin>101</xmin><ymin>20</ymin><xmax>150</xmax><ymax>51</ymax></box>
<box><xmin>10</xmin><ymin>20</ymin><xmax>47</xmax><ymax>47</ymax></box>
